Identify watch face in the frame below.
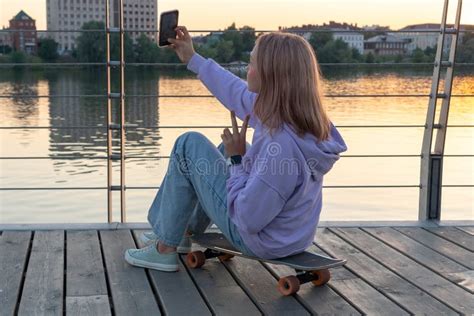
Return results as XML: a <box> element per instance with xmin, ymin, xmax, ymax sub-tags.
<box><xmin>231</xmin><ymin>155</ymin><xmax>242</xmax><ymax>164</ymax></box>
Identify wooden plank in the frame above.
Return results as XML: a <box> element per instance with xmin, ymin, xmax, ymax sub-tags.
<box><xmin>18</xmin><ymin>230</ymin><xmax>64</xmax><ymax>316</ymax></box>
<box><xmin>0</xmin><ymin>231</ymin><xmax>31</xmax><ymax>316</ymax></box>
<box><xmin>66</xmin><ymin>295</ymin><xmax>111</xmax><ymax>316</ymax></box>
<box><xmin>183</xmin><ymin>244</ymin><xmax>262</xmax><ymax>315</ymax></box>
<box><xmin>66</xmin><ymin>230</ymin><xmax>108</xmax><ymax>296</ymax></box>
<box><xmin>333</xmin><ymin>228</ymin><xmax>473</xmax><ymax>314</ymax></box>
<box><xmin>425</xmin><ymin>227</ymin><xmax>474</xmax><ymax>251</ymax></box>
<box><xmin>100</xmin><ymin>230</ymin><xmax>161</xmax><ymax>315</ymax></box>
<box><xmin>456</xmin><ymin>226</ymin><xmax>474</xmax><ymax>236</ymax></box>
<box><xmin>263</xmin><ymin>243</ymin><xmax>362</xmax><ymax>316</ymax></box>
<box><xmin>363</xmin><ymin>227</ymin><xmax>474</xmax><ymax>292</ymax></box>
<box><xmin>132</xmin><ymin>230</ymin><xmax>211</xmax><ymax>316</ymax></box>
<box><xmin>220</xmin><ymin>255</ymin><xmax>309</xmax><ymax>315</ymax></box>
<box><xmin>316</xmin><ymin>228</ymin><xmax>455</xmax><ymax>315</ymax></box>
<box><xmin>395</xmin><ymin>227</ymin><xmax>474</xmax><ymax>269</ymax></box>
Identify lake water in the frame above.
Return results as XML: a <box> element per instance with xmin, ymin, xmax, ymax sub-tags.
<box><xmin>0</xmin><ymin>66</ymin><xmax>473</xmax><ymax>224</ymax></box>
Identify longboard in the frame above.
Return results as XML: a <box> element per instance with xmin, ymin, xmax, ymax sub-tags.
<box><xmin>186</xmin><ymin>232</ymin><xmax>346</xmax><ymax>296</ymax></box>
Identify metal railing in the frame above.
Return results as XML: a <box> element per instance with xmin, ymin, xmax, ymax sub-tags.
<box><xmin>0</xmin><ymin>0</ymin><xmax>472</xmax><ymax>223</ymax></box>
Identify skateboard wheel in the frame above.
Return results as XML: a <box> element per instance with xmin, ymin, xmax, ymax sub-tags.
<box><xmin>311</xmin><ymin>269</ymin><xmax>330</xmax><ymax>286</ymax></box>
<box><xmin>277</xmin><ymin>276</ymin><xmax>300</xmax><ymax>296</ymax></box>
<box><xmin>218</xmin><ymin>254</ymin><xmax>234</xmax><ymax>262</ymax></box>
<box><xmin>186</xmin><ymin>251</ymin><xmax>206</xmax><ymax>268</ymax></box>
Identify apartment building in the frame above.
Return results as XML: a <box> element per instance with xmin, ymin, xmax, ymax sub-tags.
<box><xmin>46</xmin><ymin>0</ymin><xmax>157</xmax><ymax>53</ymax></box>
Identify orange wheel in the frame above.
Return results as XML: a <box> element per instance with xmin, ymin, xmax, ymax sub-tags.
<box><xmin>311</xmin><ymin>269</ymin><xmax>331</xmax><ymax>286</ymax></box>
<box><xmin>277</xmin><ymin>276</ymin><xmax>300</xmax><ymax>296</ymax></box>
<box><xmin>186</xmin><ymin>251</ymin><xmax>206</xmax><ymax>268</ymax></box>
<box><xmin>218</xmin><ymin>254</ymin><xmax>235</xmax><ymax>262</ymax></box>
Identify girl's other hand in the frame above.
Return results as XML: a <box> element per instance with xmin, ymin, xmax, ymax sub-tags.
<box><xmin>167</xmin><ymin>26</ymin><xmax>196</xmax><ymax>64</ymax></box>
<box><xmin>221</xmin><ymin>111</ymin><xmax>250</xmax><ymax>157</ymax></box>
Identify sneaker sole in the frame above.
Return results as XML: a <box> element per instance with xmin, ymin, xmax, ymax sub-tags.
<box><xmin>124</xmin><ymin>251</ymin><xmax>179</xmax><ymax>272</ymax></box>
<box><xmin>140</xmin><ymin>234</ymin><xmax>191</xmax><ymax>254</ymax></box>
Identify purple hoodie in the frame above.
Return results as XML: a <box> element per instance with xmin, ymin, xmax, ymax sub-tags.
<box><xmin>187</xmin><ymin>53</ymin><xmax>348</xmax><ymax>259</ymax></box>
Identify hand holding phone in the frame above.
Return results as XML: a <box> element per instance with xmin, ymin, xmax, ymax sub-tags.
<box><xmin>167</xmin><ymin>26</ymin><xmax>196</xmax><ymax>64</ymax></box>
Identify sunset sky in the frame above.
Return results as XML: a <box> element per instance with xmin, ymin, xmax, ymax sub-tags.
<box><xmin>1</xmin><ymin>0</ymin><xmax>473</xmax><ymax>31</ymax></box>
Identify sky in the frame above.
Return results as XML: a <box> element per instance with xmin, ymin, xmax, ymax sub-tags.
<box><xmin>1</xmin><ymin>0</ymin><xmax>473</xmax><ymax>31</ymax></box>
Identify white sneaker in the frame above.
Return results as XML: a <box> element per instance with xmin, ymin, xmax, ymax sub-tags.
<box><xmin>140</xmin><ymin>231</ymin><xmax>192</xmax><ymax>254</ymax></box>
<box><xmin>124</xmin><ymin>241</ymin><xmax>179</xmax><ymax>272</ymax></box>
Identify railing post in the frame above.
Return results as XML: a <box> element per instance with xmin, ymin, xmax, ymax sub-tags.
<box><xmin>419</xmin><ymin>0</ymin><xmax>462</xmax><ymax>220</ymax></box>
<box><xmin>105</xmin><ymin>0</ymin><xmax>127</xmax><ymax>223</ymax></box>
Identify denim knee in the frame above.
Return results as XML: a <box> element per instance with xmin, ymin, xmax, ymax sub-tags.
<box><xmin>174</xmin><ymin>131</ymin><xmax>209</xmax><ymax>154</ymax></box>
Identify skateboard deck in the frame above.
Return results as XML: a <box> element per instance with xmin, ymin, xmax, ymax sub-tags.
<box><xmin>190</xmin><ymin>232</ymin><xmax>346</xmax><ymax>270</ymax></box>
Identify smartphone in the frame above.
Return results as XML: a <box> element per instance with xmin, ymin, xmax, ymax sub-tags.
<box><xmin>159</xmin><ymin>10</ymin><xmax>179</xmax><ymax>47</ymax></box>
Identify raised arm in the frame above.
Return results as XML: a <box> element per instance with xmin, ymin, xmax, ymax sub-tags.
<box><xmin>187</xmin><ymin>53</ymin><xmax>258</xmax><ymax>127</ymax></box>
<box><xmin>167</xmin><ymin>26</ymin><xmax>258</xmax><ymax>127</ymax></box>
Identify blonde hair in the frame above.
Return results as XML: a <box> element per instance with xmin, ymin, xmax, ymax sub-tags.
<box><xmin>253</xmin><ymin>32</ymin><xmax>331</xmax><ymax>142</ymax></box>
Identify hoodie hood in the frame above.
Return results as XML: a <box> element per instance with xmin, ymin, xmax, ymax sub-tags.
<box><xmin>282</xmin><ymin>121</ymin><xmax>348</xmax><ymax>181</ymax></box>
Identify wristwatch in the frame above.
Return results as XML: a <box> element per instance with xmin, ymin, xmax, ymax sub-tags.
<box><xmin>226</xmin><ymin>154</ymin><xmax>242</xmax><ymax>166</ymax></box>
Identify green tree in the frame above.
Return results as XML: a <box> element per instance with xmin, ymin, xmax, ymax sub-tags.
<box><xmin>411</xmin><ymin>48</ymin><xmax>425</xmax><ymax>63</ymax></box>
<box><xmin>309</xmin><ymin>32</ymin><xmax>333</xmax><ymax>52</ymax></box>
<box><xmin>456</xmin><ymin>38</ymin><xmax>474</xmax><ymax>62</ymax></box>
<box><xmin>456</xmin><ymin>32</ymin><xmax>474</xmax><ymax>62</ymax></box>
<box><xmin>76</xmin><ymin>21</ymin><xmax>106</xmax><ymax>62</ymax></box>
<box><xmin>0</xmin><ymin>45</ymin><xmax>12</xmax><ymax>55</ymax></box>
<box><xmin>134</xmin><ymin>34</ymin><xmax>159</xmax><ymax>62</ymax></box>
<box><xmin>10</xmin><ymin>51</ymin><xmax>26</xmax><ymax>63</ymax></box>
<box><xmin>316</xmin><ymin>39</ymin><xmax>354</xmax><ymax>63</ymax></box>
<box><xmin>365</xmin><ymin>52</ymin><xmax>375</xmax><ymax>63</ymax></box>
<box><xmin>216</xmin><ymin>40</ymin><xmax>235</xmax><ymax>63</ymax></box>
<box><xmin>38</xmin><ymin>38</ymin><xmax>59</xmax><ymax>61</ymax></box>
<box><xmin>76</xmin><ymin>21</ymin><xmax>133</xmax><ymax>62</ymax></box>
<box><xmin>221</xmin><ymin>23</ymin><xmax>243</xmax><ymax>61</ymax></box>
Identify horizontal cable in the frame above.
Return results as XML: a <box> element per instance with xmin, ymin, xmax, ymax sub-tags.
<box><xmin>2</xmin><ymin>124</ymin><xmax>474</xmax><ymax>130</ymax></box>
<box><xmin>0</xmin><ymin>94</ymin><xmax>472</xmax><ymax>99</ymax></box>
<box><xmin>2</xmin><ymin>154</ymin><xmax>473</xmax><ymax>160</ymax></box>
<box><xmin>441</xmin><ymin>184</ymin><xmax>474</xmax><ymax>187</ymax></box>
<box><xmin>0</xmin><ymin>184</ymin><xmax>424</xmax><ymax>191</ymax></box>
<box><xmin>0</xmin><ymin>124</ymin><xmax>451</xmax><ymax>129</ymax></box>
<box><xmin>0</xmin><ymin>28</ymin><xmax>470</xmax><ymax>34</ymax></box>
<box><xmin>0</xmin><ymin>124</ymin><xmax>458</xmax><ymax>129</ymax></box>
<box><xmin>1</xmin><ymin>63</ymin><xmax>473</xmax><ymax>68</ymax></box>
<box><xmin>0</xmin><ymin>124</ymin><xmax>471</xmax><ymax>129</ymax></box>
<box><xmin>0</xmin><ymin>154</ymin><xmax>421</xmax><ymax>160</ymax></box>
<box><xmin>3</xmin><ymin>184</ymin><xmax>473</xmax><ymax>191</ymax></box>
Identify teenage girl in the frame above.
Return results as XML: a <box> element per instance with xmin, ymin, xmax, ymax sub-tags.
<box><xmin>125</xmin><ymin>26</ymin><xmax>347</xmax><ymax>272</ymax></box>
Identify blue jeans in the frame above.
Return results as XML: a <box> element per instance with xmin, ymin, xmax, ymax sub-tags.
<box><xmin>147</xmin><ymin>131</ymin><xmax>256</xmax><ymax>257</ymax></box>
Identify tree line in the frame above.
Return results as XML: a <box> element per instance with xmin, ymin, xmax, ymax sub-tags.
<box><xmin>0</xmin><ymin>21</ymin><xmax>473</xmax><ymax>64</ymax></box>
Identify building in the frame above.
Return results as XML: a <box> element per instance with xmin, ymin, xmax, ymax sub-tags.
<box><xmin>8</xmin><ymin>10</ymin><xmax>37</xmax><ymax>54</ymax></box>
<box><xmin>332</xmin><ymin>30</ymin><xmax>364</xmax><ymax>54</ymax></box>
<box><xmin>364</xmin><ymin>34</ymin><xmax>409</xmax><ymax>56</ymax></box>
<box><xmin>0</xmin><ymin>27</ymin><xmax>12</xmax><ymax>54</ymax></box>
<box><xmin>46</xmin><ymin>0</ymin><xmax>157</xmax><ymax>53</ymax></box>
<box><xmin>281</xmin><ymin>23</ymin><xmax>364</xmax><ymax>54</ymax></box>
<box><xmin>390</xmin><ymin>23</ymin><xmax>473</xmax><ymax>54</ymax></box>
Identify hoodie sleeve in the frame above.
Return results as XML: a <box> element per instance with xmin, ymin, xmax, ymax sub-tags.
<box><xmin>226</xmin><ymin>141</ymin><xmax>299</xmax><ymax>234</ymax></box>
<box><xmin>187</xmin><ymin>52</ymin><xmax>258</xmax><ymax>127</ymax></box>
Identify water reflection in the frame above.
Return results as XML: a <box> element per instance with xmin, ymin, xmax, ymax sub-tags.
<box><xmin>0</xmin><ymin>66</ymin><xmax>472</xmax><ymax>223</ymax></box>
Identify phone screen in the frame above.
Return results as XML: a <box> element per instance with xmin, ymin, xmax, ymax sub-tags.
<box><xmin>159</xmin><ymin>10</ymin><xmax>179</xmax><ymax>46</ymax></box>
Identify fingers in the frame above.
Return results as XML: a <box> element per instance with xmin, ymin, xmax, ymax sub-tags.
<box><xmin>230</xmin><ymin>111</ymin><xmax>239</xmax><ymax>135</ymax></box>
<box><xmin>223</xmin><ymin>128</ymin><xmax>232</xmax><ymax>139</ymax></box>
<box><xmin>241</xmin><ymin>114</ymin><xmax>250</xmax><ymax>136</ymax></box>
<box><xmin>175</xmin><ymin>26</ymin><xmax>191</xmax><ymax>40</ymax></box>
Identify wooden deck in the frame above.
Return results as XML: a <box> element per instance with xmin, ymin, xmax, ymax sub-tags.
<box><xmin>1</xmin><ymin>226</ymin><xmax>473</xmax><ymax>315</ymax></box>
